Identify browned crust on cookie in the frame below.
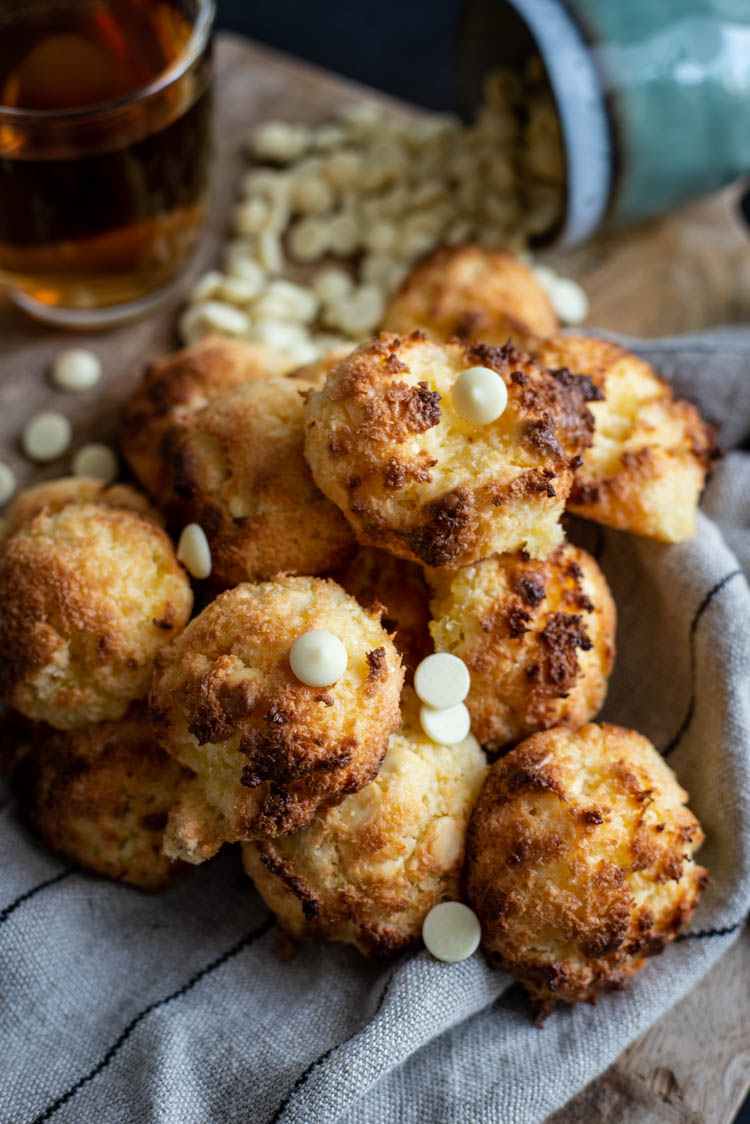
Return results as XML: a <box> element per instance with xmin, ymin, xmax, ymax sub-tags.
<box><xmin>0</xmin><ymin>504</ymin><xmax>192</xmax><ymax>729</ymax></box>
<box><xmin>465</xmin><ymin>724</ymin><xmax>707</xmax><ymax>1016</ymax></box>
<box><xmin>427</xmin><ymin>544</ymin><xmax>616</xmax><ymax>751</ymax></box>
<box><xmin>305</xmin><ymin>333</ymin><xmax>598</xmax><ymax>567</ymax></box>
<box><xmin>536</xmin><ymin>335</ymin><xmax>720</xmax><ymax>543</ymax></box>
<box><xmin>381</xmin><ymin>245</ymin><xmax>559</xmax><ymax>349</ymax></box>
<box><xmin>120</xmin><ymin>336</ymin><xmax>292</xmax><ymax>502</ymax></box>
<box><xmin>150</xmin><ymin>577</ymin><xmax>404</xmax><ymax>855</ymax></box>
<box><xmin>10</xmin><ymin>703</ymin><xmax>188</xmax><ymax>890</ymax></box>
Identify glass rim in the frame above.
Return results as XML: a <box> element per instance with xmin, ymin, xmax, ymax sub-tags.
<box><xmin>0</xmin><ymin>0</ymin><xmax>216</xmax><ymax>122</ymax></box>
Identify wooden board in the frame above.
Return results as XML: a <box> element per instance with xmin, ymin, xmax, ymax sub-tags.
<box><xmin>0</xmin><ymin>32</ymin><xmax>748</xmax><ymax>1123</ymax></box>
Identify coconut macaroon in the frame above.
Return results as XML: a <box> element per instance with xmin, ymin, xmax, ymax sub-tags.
<box><xmin>0</xmin><ymin>503</ymin><xmax>192</xmax><ymax>730</ymax></box>
<box><xmin>381</xmin><ymin>245</ymin><xmax>559</xmax><ymax>349</ymax></box>
<box><xmin>336</xmin><ymin>547</ymin><xmax>432</xmax><ymax>679</ymax></box>
<box><xmin>150</xmin><ymin>576</ymin><xmax>404</xmax><ymax>862</ymax></box>
<box><xmin>153</xmin><ymin>376</ymin><xmax>356</xmax><ymax>586</ymax></box>
<box><xmin>304</xmin><ymin>333</ymin><xmax>600</xmax><ymax>567</ymax></box>
<box><xmin>242</xmin><ymin>688</ymin><xmax>487</xmax><ymax>956</ymax></box>
<box><xmin>536</xmin><ymin>335</ymin><xmax>718</xmax><ymax>542</ymax></box>
<box><xmin>121</xmin><ymin>335</ymin><xmax>291</xmax><ymax>502</ymax></box>
<box><xmin>10</xmin><ymin>704</ymin><xmax>188</xmax><ymax>891</ymax></box>
<box><xmin>427</xmin><ymin>544</ymin><xmax>616</xmax><ymax>752</ymax></box>
<box><xmin>466</xmin><ymin>724</ymin><xmax>707</xmax><ymax>1016</ymax></box>
<box><xmin>2</xmin><ymin>476</ymin><xmax>159</xmax><ymax>538</ymax></box>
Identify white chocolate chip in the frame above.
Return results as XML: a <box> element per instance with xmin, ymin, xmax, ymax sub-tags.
<box><xmin>223</xmin><ymin>248</ymin><xmax>267</xmax><ymax>287</ymax></box>
<box><xmin>22</xmin><ymin>412</ymin><xmax>72</xmax><ymax>463</ymax></box>
<box><xmin>251</xmin><ymin>319</ymin><xmax>309</xmax><ymax>351</ymax></box>
<box><xmin>248</xmin><ymin>120</ymin><xmax>311</xmax><ymax>164</ymax></box>
<box><xmin>452</xmin><ymin>366</ymin><xmax>508</xmax><ymax>425</ymax></box>
<box><xmin>414</xmin><ymin>653</ymin><xmax>470</xmax><ymax>711</ymax></box>
<box><xmin>184</xmin><ymin>300</ymin><xmax>251</xmax><ymax>338</ymax></box>
<box><xmin>422</xmin><ymin>901</ymin><xmax>481</xmax><ymax>962</ymax></box>
<box><xmin>287</xmin><ymin>216</ymin><xmax>330</xmax><ymax>263</ymax></box>
<box><xmin>253</xmin><ymin>280</ymin><xmax>319</xmax><ymax>324</ymax></box>
<box><xmin>234</xmin><ymin>196</ymin><xmax>272</xmax><ymax>236</ymax></box>
<box><xmin>290</xmin><ymin>174</ymin><xmax>334</xmax><ymax>215</ymax></box>
<box><xmin>0</xmin><ymin>462</ymin><xmax>16</xmax><ymax>505</ymax></box>
<box><xmin>256</xmin><ymin>230</ymin><xmax>284</xmax><ymax>274</ymax></box>
<box><xmin>419</xmin><ymin>702</ymin><xmax>471</xmax><ymax>746</ymax></box>
<box><xmin>50</xmin><ymin>349</ymin><xmax>102</xmax><ymax>393</ymax></box>
<box><xmin>177</xmin><ymin>523</ymin><xmax>212</xmax><ymax>580</ymax></box>
<box><xmin>313</xmin><ymin>123</ymin><xmax>346</xmax><ymax>150</ymax></box>
<box><xmin>328</xmin><ymin>211</ymin><xmax>360</xmax><ymax>256</ymax></box>
<box><xmin>326</xmin><ymin>284</ymin><xmax>384</xmax><ymax>337</ymax></box>
<box><xmin>311</xmin><ymin>267</ymin><xmax>353</xmax><ymax>304</ymax></box>
<box><xmin>323</xmin><ymin>150</ymin><xmax>362</xmax><ymax>191</ymax></box>
<box><xmin>219</xmin><ymin>275</ymin><xmax>265</xmax><ymax>305</ymax></box>
<box><xmin>72</xmin><ymin>443</ymin><xmax>118</xmax><ymax>484</ymax></box>
<box><xmin>363</xmin><ymin>220</ymin><xmax>397</xmax><ymax>255</ymax></box>
<box><xmin>532</xmin><ymin>265</ymin><xmax>588</xmax><ymax>324</ymax></box>
<box><xmin>190</xmin><ymin>270</ymin><xmax>225</xmax><ymax>302</ymax></box>
<box><xmin>289</xmin><ymin>629</ymin><xmax>347</xmax><ymax>687</ymax></box>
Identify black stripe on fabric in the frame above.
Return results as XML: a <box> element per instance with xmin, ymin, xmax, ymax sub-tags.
<box><xmin>0</xmin><ymin>866</ymin><xmax>75</xmax><ymax>926</ymax></box>
<box><xmin>676</xmin><ymin>920</ymin><xmax>744</xmax><ymax>943</ymax></box>
<box><xmin>31</xmin><ymin>914</ymin><xmax>275</xmax><ymax>1124</ymax></box>
<box><xmin>268</xmin><ymin>968</ymin><xmax>395</xmax><ymax>1124</ymax></box>
<box><xmin>661</xmin><ymin>569</ymin><xmax>743</xmax><ymax>758</ymax></box>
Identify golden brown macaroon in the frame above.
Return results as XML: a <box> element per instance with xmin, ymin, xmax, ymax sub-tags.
<box><xmin>335</xmin><ymin>546</ymin><xmax>432</xmax><ymax>679</ymax></box>
<box><xmin>465</xmin><ymin>723</ymin><xmax>707</xmax><ymax>1017</ymax></box>
<box><xmin>10</xmin><ymin>704</ymin><xmax>188</xmax><ymax>891</ymax></box>
<box><xmin>427</xmin><ymin>544</ymin><xmax>616</xmax><ymax>752</ymax></box>
<box><xmin>536</xmin><ymin>335</ymin><xmax>718</xmax><ymax>542</ymax></box>
<box><xmin>0</xmin><ymin>503</ymin><xmax>193</xmax><ymax>730</ymax></box>
<box><xmin>3</xmin><ymin>476</ymin><xmax>159</xmax><ymax>537</ymax></box>
<box><xmin>304</xmin><ymin>333</ymin><xmax>600</xmax><ymax>567</ymax></box>
<box><xmin>121</xmin><ymin>335</ymin><xmax>291</xmax><ymax>502</ymax></box>
<box><xmin>242</xmin><ymin>687</ymin><xmax>487</xmax><ymax>956</ymax></box>
<box><xmin>154</xmin><ymin>375</ymin><xmax>356</xmax><ymax>586</ymax></box>
<box><xmin>381</xmin><ymin>245</ymin><xmax>559</xmax><ymax>349</ymax></box>
<box><xmin>150</xmin><ymin>576</ymin><xmax>404</xmax><ymax>861</ymax></box>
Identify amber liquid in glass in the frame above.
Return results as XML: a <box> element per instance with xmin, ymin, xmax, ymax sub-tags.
<box><xmin>0</xmin><ymin>0</ymin><xmax>212</xmax><ymax>313</ymax></box>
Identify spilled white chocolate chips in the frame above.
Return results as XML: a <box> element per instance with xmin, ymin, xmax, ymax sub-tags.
<box><xmin>50</xmin><ymin>348</ymin><xmax>102</xmax><ymax>393</ymax></box>
<box><xmin>22</xmin><ymin>412</ymin><xmax>71</xmax><ymax>463</ymax></box>
<box><xmin>422</xmin><ymin>901</ymin><xmax>481</xmax><ymax>962</ymax></box>
<box><xmin>72</xmin><ymin>443</ymin><xmax>118</xmax><ymax>484</ymax></box>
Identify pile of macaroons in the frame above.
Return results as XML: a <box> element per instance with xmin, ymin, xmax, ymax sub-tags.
<box><xmin>0</xmin><ymin>246</ymin><xmax>716</xmax><ymax>1018</ymax></box>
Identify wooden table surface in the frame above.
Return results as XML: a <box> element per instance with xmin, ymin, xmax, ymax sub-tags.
<box><xmin>1</xmin><ymin>32</ymin><xmax>748</xmax><ymax>1124</ymax></box>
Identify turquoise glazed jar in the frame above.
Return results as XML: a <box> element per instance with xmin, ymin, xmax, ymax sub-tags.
<box><xmin>458</xmin><ymin>0</ymin><xmax>750</xmax><ymax>245</ymax></box>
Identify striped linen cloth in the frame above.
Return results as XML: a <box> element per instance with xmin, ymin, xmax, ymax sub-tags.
<box><xmin>1</xmin><ymin>328</ymin><xmax>749</xmax><ymax>1124</ymax></box>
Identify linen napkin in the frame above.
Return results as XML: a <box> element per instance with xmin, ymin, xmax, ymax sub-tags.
<box><xmin>2</xmin><ymin>327</ymin><xmax>749</xmax><ymax>1124</ymax></box>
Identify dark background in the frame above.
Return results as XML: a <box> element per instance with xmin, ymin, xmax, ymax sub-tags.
<box><xmin>215</xmin><ymin>2</ymin><xmax>749</xmax><ymax>1120</ymax></box>
<box><xmin>216</xmin><ymin>0</ymin><xmax>462</xmax><ymax>109</ymax></box>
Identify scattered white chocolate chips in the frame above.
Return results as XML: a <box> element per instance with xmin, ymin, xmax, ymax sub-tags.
<box><xmin>49</xmin><ymin>348</ymin><xmax>102</xmax><ymax>393</ymax></box>
<box><xmin>414</xmin><ymin>652</ymin><xmax>470</xmax><ymax>710</ymax></box>
<box><xmin>419</xmin><ymin>701</ymin><xmax>472</xmax><ymax>746</ymax></box>
<box><xmin>289</xmin><ymin>629</ymin><xmax>348</xmax><ymax>687</ymax></box>
<box><xmin>0</xmin><ymin>461</ymin><xmax>16</xmax><ymax>505</ymax></box>
<box><xmin>177</xmin><ymin>523</ymin><xmax>212</xmax><ymax>580</ymax></box>
<box><xmin>22</xmin><ymin>412</ymin><xmax>72</xmax><ymax>463</ymax></box>
<box><xmin>176</xmin><ymin>58</ymin><xmax>571</xmax><ymax>364</ymax></box>
<box><xmin>71</xmin><ymin>443</ymin><xmax>118</xmax><ymax>484</ymax></box>
<box><xmin>422</xmin><ymin>901</ymin><xmax>481</xmax><ymax>962</ymax></box>
<box><xmin>452</xmin><ymin>366</ymin><xmax>508</xmax><ymax>425</ymax></box>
